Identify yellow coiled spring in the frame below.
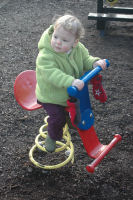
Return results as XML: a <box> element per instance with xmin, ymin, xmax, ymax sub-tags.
<box><xmin>29</xmin><ymin>116</ymin><xmax>74</xmax><ymax>169</ymax></box>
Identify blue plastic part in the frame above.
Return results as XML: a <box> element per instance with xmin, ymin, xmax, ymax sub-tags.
<box><xmin>67</xmin><ymin>59</ymin><xmax>110</xmax><ymax>130</ymax></box>
<box><xmin>100</xmin><ymin>30</ymin><xmax>105</xmax><ymax>37</ymax></box>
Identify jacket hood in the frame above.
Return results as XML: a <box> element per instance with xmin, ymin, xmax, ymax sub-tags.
<box><xmin>38</xmin><ymin>25</ymin><xmax>54</xmax><ymax>52</ymax></box>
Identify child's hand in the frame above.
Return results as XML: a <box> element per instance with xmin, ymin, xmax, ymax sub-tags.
<box><xmin>72</xmin><ymin>79</ymin><xmax>84</xmax><ymax>90</ymax></box>
<box><xmin>93</xmin><ymin>59</ymin><xmax>107</xmax><ymax>70</ymax></box>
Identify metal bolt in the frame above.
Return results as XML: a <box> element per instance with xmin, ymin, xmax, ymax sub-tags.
<box><xmin>90</xmin><ymin>113</ymin><xmax>93</xmax><ymax>118</ymax></box>
<box><xmin>82</xmin><ymin>120</ymin><xmax>85</xmax><ymax>125</ymax></box>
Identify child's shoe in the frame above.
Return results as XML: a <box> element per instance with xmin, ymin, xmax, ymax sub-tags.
<box><xmin>45</xmin><ymin>135</ymin><xmax>56</xmax><ymax>153</ymax></box>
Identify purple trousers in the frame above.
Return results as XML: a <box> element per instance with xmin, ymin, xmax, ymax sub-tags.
<box><xmin>37</xmin><ymin>101</ymin><xmax>66</xmax><ymax>140</ymax></box>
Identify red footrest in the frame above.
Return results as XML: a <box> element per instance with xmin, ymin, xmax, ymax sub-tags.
<box><xmin>77</xmin><ymin>126</ymin><xmax>122</xmax><ymax>173</ymax></box>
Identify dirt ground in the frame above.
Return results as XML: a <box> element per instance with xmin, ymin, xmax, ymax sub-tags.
<box><xmin>0</xmin><ymin>0</ymin><xmax>133</xmax><ymax>199</ymax></box>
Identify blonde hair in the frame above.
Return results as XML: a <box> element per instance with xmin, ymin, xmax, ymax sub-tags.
<box><xmin>52</xmin><ymin>14</ymin><xmax>85</xmax><ymax>39</ymax></box>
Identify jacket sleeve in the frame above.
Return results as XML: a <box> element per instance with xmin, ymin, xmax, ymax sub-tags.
<box><xmin>36</xmin><ymin>51</ymin><xmax>74</xmax><ymax>88</ymax></box>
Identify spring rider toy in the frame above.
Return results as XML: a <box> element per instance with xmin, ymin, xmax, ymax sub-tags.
<box><xmin>14</xmin><ymin>59</ymin><xmax>122</xmax><ymax>173</ymax></box>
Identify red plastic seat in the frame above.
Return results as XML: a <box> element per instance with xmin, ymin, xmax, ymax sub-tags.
<box><xmin>14</xmin><ymin>70</ymin><xmax>42</xmax><ymax>111</ymax></box>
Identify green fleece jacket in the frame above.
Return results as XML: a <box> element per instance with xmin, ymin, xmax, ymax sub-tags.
<box><xmin>35</xmin><ymin>25</ymin><xmax>100</xmax><ymax>106</ymax></box>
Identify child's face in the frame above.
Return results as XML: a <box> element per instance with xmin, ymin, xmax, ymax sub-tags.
<box><xmin>51</xmin><ymin>26</ymin><xmax>78</xmax><ymax>53</ymax></box>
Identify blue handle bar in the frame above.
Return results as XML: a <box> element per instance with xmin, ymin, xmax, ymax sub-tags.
<box><xmin>67</xmin><ymin>59</ymin><xmax>110</xmax><ymax>97</ymax></box>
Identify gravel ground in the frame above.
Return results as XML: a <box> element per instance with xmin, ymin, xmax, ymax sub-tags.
<box><xmin>0</xmin><ymin>0</ymin><xmax>133</xmax><ymax>199</ymax></box>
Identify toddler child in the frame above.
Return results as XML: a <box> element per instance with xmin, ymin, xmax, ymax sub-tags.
<box><xmin>36</xmin><ymin>14</ymin><xmax>107</xmax><ymax>152</ymax></box>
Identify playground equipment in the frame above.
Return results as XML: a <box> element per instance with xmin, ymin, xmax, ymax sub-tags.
<box><xmin>88</xmin><ymin>0</ymin><xmax>133</xmax><ymax>30</ymax></box>
<box><xmin>14</xmin><ymin>60</ymin><xmax>122</xmax><ymax>173</ymax></box>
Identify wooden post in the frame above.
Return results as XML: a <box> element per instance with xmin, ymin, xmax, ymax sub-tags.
<box><xmin>97</xmin><ymin>0</ymin><xmax>106</xmax><ymax>30</ymax></box>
